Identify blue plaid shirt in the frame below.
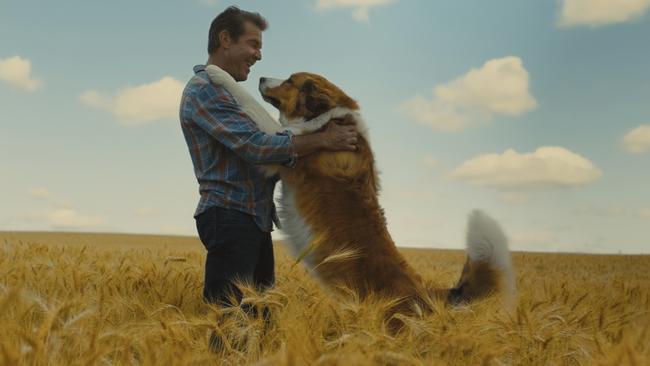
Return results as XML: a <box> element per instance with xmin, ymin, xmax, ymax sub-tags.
<box><xmin>180</xmin><ymin>65</ymin><xmax>296</xmax><ymax>232</ymax></box>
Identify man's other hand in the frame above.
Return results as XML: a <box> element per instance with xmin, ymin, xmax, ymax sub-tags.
<box><xmin>323</xmin><ymin>120</ymin><xmax>358</xmax><ymax>152</ymax></box>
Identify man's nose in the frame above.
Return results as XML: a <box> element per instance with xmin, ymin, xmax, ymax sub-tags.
<box><xmin>254</xmin><ymin>49</ymin><xmax>262</xmax><ymax>61</ymax></box>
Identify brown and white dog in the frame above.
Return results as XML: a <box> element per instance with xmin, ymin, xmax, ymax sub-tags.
<box><xmin>205</xmin><ymin>66</ymin><xmax>515</xmax><ymax>329</ymax></box>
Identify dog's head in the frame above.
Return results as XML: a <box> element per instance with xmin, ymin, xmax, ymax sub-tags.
<box><xmin>259</xmin><ymin>72</ymin><xmax>358</xmax><ymax>125</ymax></box>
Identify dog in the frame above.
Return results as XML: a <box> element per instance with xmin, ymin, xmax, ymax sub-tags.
<box><xmin>205</xmin><ymin>66</ymin><xmax>515</xmax><ymax>330</ymax></box>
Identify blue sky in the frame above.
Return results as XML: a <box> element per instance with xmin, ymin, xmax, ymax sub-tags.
<box><xmin>1</xmin><ymin>0</ymin><xmax>649</xmax><ymax>253</ymax></box>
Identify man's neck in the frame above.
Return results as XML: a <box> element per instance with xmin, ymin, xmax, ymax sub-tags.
<box><xmin>206</xmin><ymin>54</ymin><xmax>219</xmax><ymax>67</ymax></box>
<box><xmin>207</xmin><ymin>54</ymin><xmax>232</xmax><ymax>77</ymax></box>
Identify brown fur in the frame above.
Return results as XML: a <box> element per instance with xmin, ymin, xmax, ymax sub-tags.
<box><xmin>262</xmin><ymin>72</ymin><xmax>506</xmax><ymax>330</ymax></box>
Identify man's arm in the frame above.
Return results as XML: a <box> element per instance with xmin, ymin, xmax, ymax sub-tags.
<box><xmin>190</xmin><ymin>85</ymin><xmax>296</xmax><ymax>166</ymax></box>
<box><xmin>190</xmin><ymin>83</ymin><xmax>358</xmax><ymax>165</ymax></box>
<box><xmin>292</xmin><ymin>121</ymin><xmax>358</xmax><ymax>157</ymax></box>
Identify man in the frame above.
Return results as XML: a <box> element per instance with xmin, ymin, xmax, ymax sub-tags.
<box><xmin>180</xmin><ymin>7</ymin><xmax>358</xmax><ymax>316</ymax></box>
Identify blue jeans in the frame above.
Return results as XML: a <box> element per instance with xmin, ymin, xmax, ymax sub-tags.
<box><xmin>195</xmin><ymin>206</ymin><xmax>275</xmax><ymax>307</ymax></box>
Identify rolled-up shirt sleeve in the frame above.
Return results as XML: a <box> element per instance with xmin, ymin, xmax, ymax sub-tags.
<box><xmin>190</xmin><ymin>84</ymin><xmax>297</xmax><ymax>166</ymax></box>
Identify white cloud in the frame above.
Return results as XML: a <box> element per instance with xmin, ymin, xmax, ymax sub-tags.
<box><xmin>603</xmin><ymin>206</ymin><xmax>627</xmax><ymax>217</ymax></box>
<box><xmin>621</xmin><ymin>125</ymin><xmax>650</xmax><ymax>154</ymax></box>
<box><xmin>577</xmin><ymin>205</ymin><xmax>650</xmax><ymax>219</ymax></box>
<box><xmin>450</xmin><ymin>146</ymin><xmax>602</xmax><ymax>189</ymax></box>
<box><xmin>135</xmin><ymin>207</ymin><xmax>160</xmax><ymax>217</ymax></box>
<box><xmin>399</xmin><ymin>56</ymin><xmax>537</xmax><ymax>132</ymax></box>
<box><xmin>14</xmin><ymin>208</ymin><xmax>105</xmax><ymax>231</ymax></box>
<box><xmin>422</xmin><ymin>155</ymin><xmax>439</xmax><ymax>169</ymax></box>
<box><xmin>510</xmin><ymin>230</ymin><xmax>604</xmax><ymax>253</ymax></box>
<box><xmin>13</xmin><ymin>189</ymin><xmax>105</xmax><ymax>230</ymax></box>
<box><xmin>79</xmin><ymin>90</ymin><xmax>112</xmax><ymax>110</ymax></box>
<box><xmin>511</xmin><ymin>230</ymin><xmax>558</xmax><ymax>251</ymax></box>
<box><xmin>393</xmin><ymin>189</ymin><xmax>436</xmax><ymax>202</ymax></box>
<box><xmin>28</xmin><ymin>188</ymin><xmax>51</xmax><ymax>199</ymax></box>
<box><xmin>586</xmin><ymin>205</ymin><xmax>644</xmax><ymax>219</ymax></box>
<box><xmin>0</xmin><ymin>56</ymin><xmax>43</xmax><ymax>91</ymax></box>
<box><xmin>48</xmin><ymin>208</ymin><xmax>104</xmax><ymax>230</ymax></box>
<box><xmin>159</xmin><ymin>224</ymin><xmax>197</xmax><ymax>236</ymax></box>
<box><xmin>558</xmin><ymin>0</ymin><xmax>650</xmax><ymax>27</ymax></box>
<box><xmin>499</xmin><ymin>192</ymin><xmax>529</xmax><ymax>204</ymax></box>
<box><xmin>26</xmin><ymin>188</ymin><xmax>72</xmax><ymax>208</ymax></box>
<box><xmin>315</xmin><ymin>0</ymin><xmax>395</xmax><ymax>22</ymax></box>
<box><xmin>80</xmin><ymin>76</ymin><xmax>184</xmax><ymax>125</ymax></box>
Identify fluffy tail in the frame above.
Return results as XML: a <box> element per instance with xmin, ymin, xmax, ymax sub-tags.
<box><xmin>447</xmin><ymin>210</ymin><xmax>515</xmax><ymax>305</ymax></box>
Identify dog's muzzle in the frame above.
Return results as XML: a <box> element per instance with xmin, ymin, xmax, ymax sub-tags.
<box><xmin>259</xmin><ymin>77</ymin><xmax>284</xmax><ymax>93</ymax></box>
<box><xmin>259</xmin><ymin>77</ymin><xmax>285</xmax><ymax>109</ymax></box>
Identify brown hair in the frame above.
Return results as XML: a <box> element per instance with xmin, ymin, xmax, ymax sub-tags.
<box><xmin>207</xmin><ymin>6</ymin><xmax>268</xmax><ymax>54</ymax></box>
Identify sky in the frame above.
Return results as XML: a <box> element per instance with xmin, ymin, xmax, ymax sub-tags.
<box><xmin>1</xmin><ymin>0</ymin><xmax>649</xmax><ymax>254</ymax></box>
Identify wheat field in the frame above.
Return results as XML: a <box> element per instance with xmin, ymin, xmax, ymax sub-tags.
<box><xmin>0</xmin><ymin>231</ymin><xmax>648</xmax><ymax>366</ymax></box>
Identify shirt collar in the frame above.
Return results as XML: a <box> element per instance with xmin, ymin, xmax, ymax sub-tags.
<box><xmin>193</xmin><ymin>64</ymin><xmax>206</xmax><ymax>74</ymax></box>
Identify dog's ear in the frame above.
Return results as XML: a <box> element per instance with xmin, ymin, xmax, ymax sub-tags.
<box><xmin>300</xmin><ymin>79</ymin><xmax>315</xmax><ymax>94</ymax></box>
<box><xmin>301</xmin><ymin>80</ymin><xmax>331</xmax><ymax>116</ymax></box>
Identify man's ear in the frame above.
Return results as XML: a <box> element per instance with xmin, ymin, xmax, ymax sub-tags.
<box><xmin>219</xmin><ymin>30</ymin><xmax>231</xmax><ymax>48</ymax></box>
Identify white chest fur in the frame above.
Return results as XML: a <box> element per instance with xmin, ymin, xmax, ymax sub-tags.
<box><xmin>278</xmin><ymin>183</ymin><xmax>315</xmax><ymax>268</ymax></box>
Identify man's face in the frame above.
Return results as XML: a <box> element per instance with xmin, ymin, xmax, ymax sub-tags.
<box><xmin>224</xmin><ymin>21</ymin><xmax>262</xmax><ymax>82</ymax></box>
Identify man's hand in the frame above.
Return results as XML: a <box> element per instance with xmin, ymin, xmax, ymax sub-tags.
<box><xmin>292</xmin><ymin>117</ymin><xmax>359</xmax><ymax>158</ymax></box>
<box><xmin>322</xmin><ymin>120</ymin><xmax>358</xmax><ymax>152</ymax></box>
